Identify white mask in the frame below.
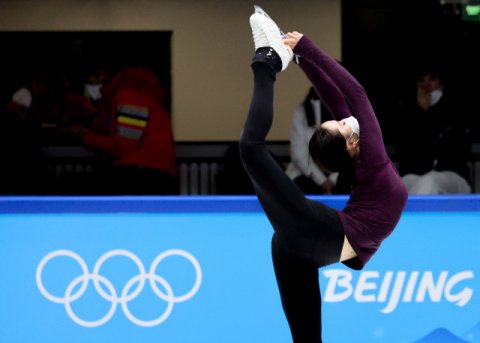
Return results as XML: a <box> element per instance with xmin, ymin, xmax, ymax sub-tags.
<box><xmin>12</xmin><ymin>87</ymin><xmax>32</xmax><ymax>108</ymax></box>
<box><xmin>85</xmin><ymin>84</ymin><xmax>103</xmax><ymax>101</ymax></box>
<box><xmin>429</xmin><ymin>89</ymin><xmax>443</xmax><ymax>107</ymax></box>
<box><xmin>341</xmin><ymin>116</ymin><xmax>360</xmax><ymax>142</ymax></box>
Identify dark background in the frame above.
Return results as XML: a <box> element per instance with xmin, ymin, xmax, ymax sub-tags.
<box><xmin>0</xmin><ymin>31</ymin><xmax>172</xmax><ymax>113</ymax></box>
<box><xmin>342</xmin><ymin>0</ymin><xmax>480</xmax><ymax>144</ymax></box>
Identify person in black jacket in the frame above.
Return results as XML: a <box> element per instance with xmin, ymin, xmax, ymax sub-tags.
<box><xmin>394</xmin><ymin>67</ymin><xmax>471</xmax><ymax>194</ymax></box>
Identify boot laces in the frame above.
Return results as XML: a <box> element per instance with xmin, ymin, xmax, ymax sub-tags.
<box><xmin>252</xmin><ymin>26</ymin><xmax>269</xmax><ymax>50</ymax></box>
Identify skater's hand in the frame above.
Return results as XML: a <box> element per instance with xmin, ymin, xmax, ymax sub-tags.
<box><xmin>282</xmin><ymin>32</ymin><xmax>304</xmax><ymax>50</ymax></box>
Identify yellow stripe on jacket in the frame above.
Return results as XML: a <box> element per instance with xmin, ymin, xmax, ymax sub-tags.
<box><xmin>117</xmin><ymin>115</ymin><xmax>147</xmax><ymax>128</ymax></box>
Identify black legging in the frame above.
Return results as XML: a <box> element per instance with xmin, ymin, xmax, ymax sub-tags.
<box><xmin>239</xmin><ymin>49</ymin><xmax>345</xmax><ymax>343</ymax></box>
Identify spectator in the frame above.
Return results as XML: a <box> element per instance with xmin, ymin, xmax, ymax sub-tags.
<box><xmin>0</xmin><ymin>69</ymin><xmax>95</xmax><ymax>194</ymax></box>
<box><xmin>31</xmin><ymin>71</ymin><xmax>95</xmax><ymax>128</ymax></box>
<box><xmin>84</xmin><ymin>68</ymin><xmax>111</xmax><ymax>109</ymax></box>
<box><xmin>7</xmin><ymin>70</ymin><xmax>95</xmax><ymax>143</ymax></box>
<box><xmin>83</xmin><ymin>68</ymin><xmax>113</xmax><ymax>137</ymax></box>
<box><xmin>0</xmin><ymin>87</ymin><xmax>49</xmax><ymax>195</ymax></box>
<box><xmin>64</xmin><ymin>66</ymin><xmax>178</xmax><ymax>195</ymax></box>
<box><xmin>394</xmin><ymin>67</ymin><xmax>471</xmax><ymax>194</ymax></box>
<box><xmin>285</xmin><ymin>87</ymin><xmax>347</xmax><ymax>194</ymax></box>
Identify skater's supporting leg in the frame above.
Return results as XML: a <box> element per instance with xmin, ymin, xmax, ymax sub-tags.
<box><xmin>272</xmin><ymin>234</ymin><xmax>324</xmax><ymax>343</ymax></box>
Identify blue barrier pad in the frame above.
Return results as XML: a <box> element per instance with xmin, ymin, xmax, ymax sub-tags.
<box><xmin>1</xmin><ymin>194</ymin><xmax>480</xmax><ymax>213</ymax></box>
<box><xmin>0</xmin><ymin>196</ymin><xmax>479</xmax><ymax>343</ymax></box>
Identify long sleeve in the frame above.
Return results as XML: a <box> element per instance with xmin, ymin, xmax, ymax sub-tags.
<box><xmin>294</xmin><ymin>35</ymin><xmax>388</xmax><ymax>164</ymax></box>
<box><xmin>117</xmin><ymin>104</ymin><xmax>177</xmax><ymax>178</ymax></box>
<box><xmin>82</xmin><ymin>93</ymin><xmax>122</xmax><ymax>156</ymax></box>
<box><xmin>296</xmin><ymin>56</ymin><xmax>351</xmax><ymax>121</ymax></box>
<box><xmin>82</xmin><ymin>130</ymin><xmax>122</xmax><ymax>157</ymax></box>
<box><xmin>289</xmin><ymin>104</ymin><xmax>328</xmax><ymax>185</ymax></box>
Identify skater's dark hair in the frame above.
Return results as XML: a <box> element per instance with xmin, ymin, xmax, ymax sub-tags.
<box><xmin>309</xmin><ymin>126</ymin><xmax>355</xmax><ymax>190</ymax></box>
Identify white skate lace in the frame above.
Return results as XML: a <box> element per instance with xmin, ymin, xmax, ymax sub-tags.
<box><xmin>252</xmin><ymin>25</ymin><xmax>269</xmax><ymax>51</ymax></box>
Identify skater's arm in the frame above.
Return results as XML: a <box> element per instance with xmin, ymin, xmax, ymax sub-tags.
<box><xmin>295</xmin><ymin>56</ymin><xmax>351</xmax><ymax>121</ymax></box>
<box><xmin>285</xmin><ymin>33</ymin><xmax>387</xmax><ymax>163</ymax></box>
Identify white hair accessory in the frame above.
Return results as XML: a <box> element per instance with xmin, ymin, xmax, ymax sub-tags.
<box><xmin>341</xmin><ymin>116</ymin><xmax>360</xmax><ymax>143</ymax></box>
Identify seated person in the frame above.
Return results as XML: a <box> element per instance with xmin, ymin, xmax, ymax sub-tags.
<box><xmin>83</xmin><ymin>68</ymin><xmax>111</xmax><ymax>109</ymax></box>
<box><xmin>7</xmin><ymin>70</ymin><xmax>95</xmax><ymax>141</ymax></box>
<box><xmin>0</xmin><ymin>69</ymin><xmax>95</xmax><ymax>194</ymax></box>
<box><xmin>394</xmin><ymin>67</ymin><xmax>471</xmax><ymax>194</ymax></box>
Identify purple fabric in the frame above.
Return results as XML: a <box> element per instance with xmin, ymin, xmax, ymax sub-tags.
<box><xmin>294</xmin><ymin>35</ymin><xmax>408</xmax><ymax>268</ymax></box>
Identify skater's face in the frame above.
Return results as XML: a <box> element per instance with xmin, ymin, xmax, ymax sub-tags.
<box><xmin>321</xmin><ymin>120</ymin><xmax>352</xmax><ymax>141</ymax></box>
<box><xmin>321</xmin><ymin>120</ymin><xmax>360</xmax><ymax>156</ymax></box>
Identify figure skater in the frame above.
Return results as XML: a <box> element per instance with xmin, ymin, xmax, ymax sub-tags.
<box><xmin>240</xmin><ymin>9</ymin><xmax>408</xmax><ymax>343</ymax></box>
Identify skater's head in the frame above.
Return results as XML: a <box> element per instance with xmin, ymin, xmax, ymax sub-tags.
<box><xmin>320</xmin><ymin>120</ymin><xmax>360</xmax><ymax>157</ymax></box>
<box><xmin>309</xmin><ymin>121</ymin><xmax>359</xmax><ymax>189</ymax></box>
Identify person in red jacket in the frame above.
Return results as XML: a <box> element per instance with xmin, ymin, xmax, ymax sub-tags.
<box><xmin>65</xmin><ymin>66</ymin><xmax>178</xmax><ymax>195</ymax></box>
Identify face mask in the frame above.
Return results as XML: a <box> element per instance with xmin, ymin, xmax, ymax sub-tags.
<box><xmin>341</xmin><ymin>116</ymin><xmax>360</xmax><ymax>143</ymax></box>
<box><xmin>429</xmin><ymin>89</ymin><xmax>443</xmax><ymax>107</ymax></box>
<box><xmin>12</xmin><ymin>87</ymin><xmax>32</xmax><ymax>108</ymax></box>
<box><xmin>85</xmin><ymin>84</ymin><xmax>103</xmax><ymax>101</ymax></box>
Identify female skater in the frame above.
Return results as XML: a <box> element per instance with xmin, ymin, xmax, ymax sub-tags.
<box><xmin>240</xmin><ymin>11</ymin><xmax>408</xmax><ymax>343</ymax></box>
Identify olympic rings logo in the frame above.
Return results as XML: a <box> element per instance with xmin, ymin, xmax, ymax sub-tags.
<box><xmin>36</xmin><ymin>249</ymin><xmax>202</xmax><ymax>327</ymax></box>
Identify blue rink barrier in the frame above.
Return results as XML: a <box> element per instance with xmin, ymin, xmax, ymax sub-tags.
<box><xmin>0</xmin><ymin>195</ymin><xmax>479</xmax><ymax>343</ymax></box>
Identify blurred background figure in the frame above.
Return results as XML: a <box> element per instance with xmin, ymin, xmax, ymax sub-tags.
<box><xmin>393</xmin><ymin>67</ymin><xmax>472</xmax><ymax>194</ymax></box>
<box><xmin>0</xmin><ymin>68</ymin><xmax>95</xmax><ymax>195</ymax></box>
<box><xmin>1</xmin><ymin>2</ymin><xmax>479</xmax><ymax>196</ymax></box>
<box><xmin>63</xmin><ymin>66</ymin><xmax>178</xmax><ymax>195</ymax></box>
<box><xmin>84</xmin><ymin>68</ymin><xmax>111</xmax><ymax>109</ymax></box>
<box><xmin>1</xmin><ymin>85</ymin><xmax>49</xmax><ymax>195</ymax></box>
<box><xmin>285</xmin><ymin>87</ymin><xmax>348</xmax><ymax>195</ymax></box>
<box><xmin>31</xmin><ymin>71</ymin><xmax>95</xmax><ymax>129</ymax></box>
<box><xmin>27</xmin><ymin>70</ymin><xmax>95</xmax><ymax>138</ymax></box>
